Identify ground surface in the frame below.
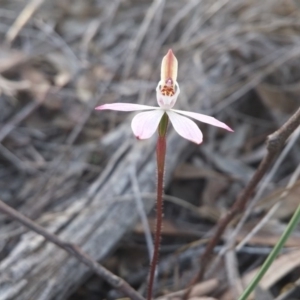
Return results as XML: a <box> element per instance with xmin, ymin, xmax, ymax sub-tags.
<box><xmin>0</xmin><ymin>0</ymin><xmax>300</xmax><ymax>299</ymax></box>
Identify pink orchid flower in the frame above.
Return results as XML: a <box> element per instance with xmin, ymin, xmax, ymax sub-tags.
<box><xmin>96</xmin><ymin>49</ymin><xmax>233</xmax><ymax>144</ymax></box>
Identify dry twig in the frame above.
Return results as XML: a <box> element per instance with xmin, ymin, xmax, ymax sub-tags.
<box><xmin>185</xmin><ymin>107</ymin><xmax>300</xmax><ymax>298</ymax></box>
<box><xmin>235</xmin><ymin>139</ymin><xmax>300</xmax><ymax>251</ymax></box>
<box><xmin>0</xmin><ymin>199</ymin><xmax>145</xmax><ymax>300</ymax></box>
<box><xmin>5</xmin><ymin>0</ymin><xmax>44</xmax><ymax>44</ymax></box>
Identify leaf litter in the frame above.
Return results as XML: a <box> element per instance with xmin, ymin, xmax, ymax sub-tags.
<box><xmin>0</xmin><ymin>0</ymin><xmax>300</xmax><ymax>299</ymax></box>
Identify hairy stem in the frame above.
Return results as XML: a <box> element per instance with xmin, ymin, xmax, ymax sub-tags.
<box><xmin>147</xmin><ymin>114</ymin><xmax>168</xmax><ymax>300</ymax></box>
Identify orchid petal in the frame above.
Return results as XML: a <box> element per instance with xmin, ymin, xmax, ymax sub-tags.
<box><xmin>95</xmin><ymin>103</ymin><xmax>158</xmax><ymax>112</ymax></box>
<box><xmin>166</xmin><ymin>111</ymin><xmax>203</xmax><ymax>144</ymax></box>
<box><xmin>172</xmin><ymin>109</ymin><xmax>234</xmax><ymax>132</ymax></box>
<box><xmin>131</xmin><ymin>110</ymin><xmax>165</xmax><ymax>140</ymax></box>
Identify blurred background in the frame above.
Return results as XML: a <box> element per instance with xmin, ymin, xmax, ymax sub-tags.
<box><xmin>0</xmin><ymin>0</ymin><xmax>300</xmax><ymax>299</ymax></box>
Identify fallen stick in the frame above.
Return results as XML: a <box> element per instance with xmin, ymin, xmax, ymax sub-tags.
<box><xmin>0</xmin><ymin>199</ymin><xmax>145</xmax><ymax>300</ymax></box>
<box><xmin>185</xmin><ymin>107</ymin><xmax>300</xmax><ymax>298</ymax></box>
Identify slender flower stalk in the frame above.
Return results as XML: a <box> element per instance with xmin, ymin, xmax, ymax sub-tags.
<box><xmin>147</xmin><ymin>113</ymin><xmax>168</xmax><ymax>300</ymax></box>
<box><xmin>96</xmin><ymin>49</ymin><xmax>233</xmax><ymax>299</ymax></box>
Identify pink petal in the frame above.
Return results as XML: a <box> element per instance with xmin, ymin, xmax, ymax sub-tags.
<box><xmin>131</xmin><ymin>110</ymin><xmax>165</xmax><ymax>140</ymax></box>
<box><xmin>172</xmin><ymin>109</ymin><xmax>234</xmax><ymax>132</ymax></box>
<box><xmin>95</xmin><ymin>103</ymin><xmax>158</xmax><ymax>111</ymax></box>
<box><xmin>166</xmin><ymin>111</ymin><xmax>203</xmax><ymax>144</ymax></box>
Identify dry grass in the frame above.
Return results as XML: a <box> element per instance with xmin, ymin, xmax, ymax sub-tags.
<box><xmin>0</xmin><ymin>0</ymin><xmax>300</xmax><ymax>299</ymax></box>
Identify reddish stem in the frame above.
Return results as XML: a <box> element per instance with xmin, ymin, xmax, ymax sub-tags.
<box><xmin>147</xmin><ymin>135</ymin><xmax>166</xmax><ymax>300</ymax></box>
